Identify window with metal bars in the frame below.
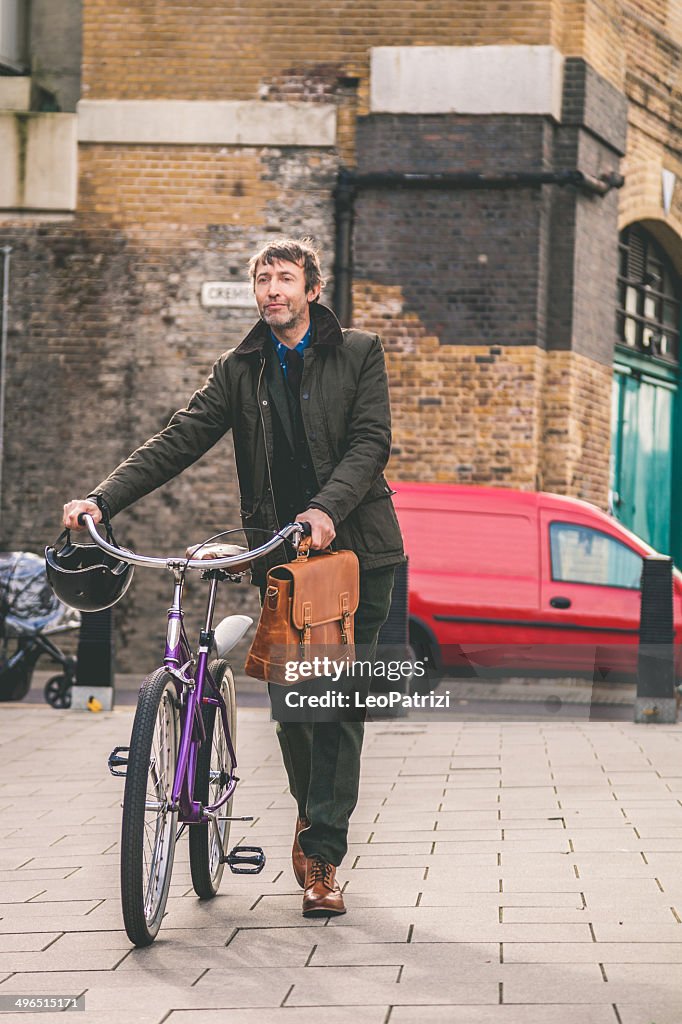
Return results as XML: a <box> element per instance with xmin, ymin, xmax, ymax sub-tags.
<box><xmin>617</xmin><ymin>225</ymin><xmax>681</xmax><ymax>365</ymax></box>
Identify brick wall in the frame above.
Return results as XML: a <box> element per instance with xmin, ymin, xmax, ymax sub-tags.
<box><xmin>353</xmin><ymin>282</ymin><xmax>612</xmax><ymax>506</ymax></box>
<box><xmin>618</xmin><ymin>1</ymin><xmax>682</xmax><ymax>246</ymax></box>
<box><xmin>0</xmin><ymin>138</ymin><xmax>336</xmax><ymax>669</ymax></box>
<box><xmin>81</xmin><ymin>1</ymin><xmax>560</xmax><ymax>110</ymax></box>
<box><xmin>352</xmin><ymin>115</ymin><xmax>554</xmax><ymax>350</ymax></box>
<box><xmin>350</xmin><ymin>72</ymin><xmax>624</xmax><ymax>503</ymax></box>
<box><xmin>539</xmin><ymin>350</ymin><xmax>613</xmax><ymax>500</ymax></box>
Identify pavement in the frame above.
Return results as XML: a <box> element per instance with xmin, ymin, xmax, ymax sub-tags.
<box><xmin>1</xmin><ymin>689</ymin><xmax>682</xmax><ymax>1024</ymax></box>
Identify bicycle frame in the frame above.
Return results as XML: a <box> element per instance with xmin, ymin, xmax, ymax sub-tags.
<box><xmin>82</xmin><ymin>512</ymin><xmax>306</xmax><ymax>826</ymax></box>
<box><xmin>164</xmin><ymin>570</ymin><xmax>237</xmax><ymax>825</ymax></box>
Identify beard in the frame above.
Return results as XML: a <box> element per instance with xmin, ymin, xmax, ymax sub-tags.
<box><xmin>260</xmin><ymin>300</ymin><xmax>307</xmax><ymax>332</ymax></box>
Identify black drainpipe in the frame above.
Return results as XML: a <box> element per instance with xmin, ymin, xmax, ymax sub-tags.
<box><xmin>333</xmin><ymin>167</ymin><xmax>624</xmax><ymax>327</ymax></box>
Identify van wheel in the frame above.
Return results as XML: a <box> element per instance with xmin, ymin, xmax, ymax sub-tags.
<box><xmin>409</xmin><ymin>630</ymin><xmax>439</xmax><ymax>696</ymax></box>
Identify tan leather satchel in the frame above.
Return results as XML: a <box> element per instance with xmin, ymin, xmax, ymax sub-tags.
<box><xmin>245</xmin><ymin>546</ymin><xmax>360</xmax><ymax>686</ymax></box>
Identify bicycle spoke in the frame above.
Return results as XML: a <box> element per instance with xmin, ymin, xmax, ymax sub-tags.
<box><xmin>121</xmin><ymin>673</ymin><xmax>179</xmax><ymax>945</ymax></box>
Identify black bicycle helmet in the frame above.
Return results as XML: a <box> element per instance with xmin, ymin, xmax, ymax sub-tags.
<box><xmin>45</xmin><ymin>524</ymin><xmax>134</xmax><ymax>613</ymax></box>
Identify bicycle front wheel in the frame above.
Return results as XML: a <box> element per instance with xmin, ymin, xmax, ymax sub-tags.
<box><xmin>189</xmin><ymin>659</ymin><xmax>237</xmax><ymax>898</ymax></box>
<box><xmin>120</xmin><ymin>669</ymin><xmax>180</xmax><ymax>946</ymax></box>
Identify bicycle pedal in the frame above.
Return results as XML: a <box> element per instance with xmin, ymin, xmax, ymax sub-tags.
<box><xmin>108</xmin><ymin>745</ymin><xmax>129</xmax><ymax>777</ymax></box>
<box><xmin>221</xmin><ymin>845</ymin><xmax>266</xmax><ymax>874</ymax></box>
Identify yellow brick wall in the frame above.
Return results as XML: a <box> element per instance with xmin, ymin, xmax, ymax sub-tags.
<box><xmin>353</xmin><ymin>281</ymin><xmax>612</xmax><ymax>508</ymax></box>
<box><xmin>82</xmin><ymin>0</ymin><xmax>558</xmax><ymax>111</ymax></box>
<box><xmin>539</xmin><ymin>351</ymin><xmax>613</xmax><ymax>504</ymax></box>
<box><xmin>82</xmin><ymin>1</ymin><xmax>681</xmax><ymax>108</ymax></box>
<box><xmin>618</xmin><ymin>1</ymin><xmax>682</xmax><ymax>255</ymax></box>
<box><xmin>78</xmin><ymin>146</ymin><xmax>279</xmax><ymax>228</ymax></box>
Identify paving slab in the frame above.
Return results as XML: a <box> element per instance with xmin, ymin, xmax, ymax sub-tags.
<box><xmin>166</xmin><ymin>1009</ymin><xmax>388</xmax><ymax>1024</ymax></box>
<box><xmin>1</xmin><ymin>705</ymin><xmax>681</xmax><ymax>1022</ymax></box>
<box><xmin>616</xmin><ymin>1005</ymin><xmax>682</xmax><ymax>1024</ymax></box>
<box><xmin>389</xmin><ymin>1009</ymin><xmax>616</xmax><ymax>1024</ymax></box>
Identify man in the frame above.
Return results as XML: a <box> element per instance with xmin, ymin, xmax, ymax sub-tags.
<box><xmin>63</xmin><ymin>237</ymin><xmax>404</xmax><ymax>916</ymax></box>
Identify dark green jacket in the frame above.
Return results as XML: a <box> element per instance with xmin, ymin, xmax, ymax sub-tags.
<box><xmin>92</xmin><ymin>303</ymin><xmax>405</xmax><ymax>582</ymax></box>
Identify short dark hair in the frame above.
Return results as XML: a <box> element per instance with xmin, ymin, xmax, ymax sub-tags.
<box><xmin>248</xmin><ymin>236</ymin><xmax>325</xmax><ymax>294</ymax></box>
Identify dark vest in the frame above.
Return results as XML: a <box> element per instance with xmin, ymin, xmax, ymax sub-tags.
<box><xmin>264</xmin><ymin>342</ymin><xmax>319</xmax><ymax>528</ymax></box>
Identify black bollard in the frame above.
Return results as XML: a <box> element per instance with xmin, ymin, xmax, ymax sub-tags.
<box><xmin>72</xmin><ymin>608</ymin><xmax>115</xmax><ymax>711</ymax></box>
<box><xmin>635</xmin><ymin>555</ymin><xmax>677</xmax><ymax>724</ymax></box>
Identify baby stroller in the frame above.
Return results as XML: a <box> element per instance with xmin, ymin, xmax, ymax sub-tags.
<box><xmin>0</xmin><ymin>551</ymin><xmax>81</xmax><ymax>708</ymax></box>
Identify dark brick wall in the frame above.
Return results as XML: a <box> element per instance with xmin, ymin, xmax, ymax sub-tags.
<box><xmin>353</xmin><ymin>115</ymin><xmax>555</xmax><ymax>349</ymax></box>
<box><xmin>353</xmin><ymin>67</ymin><xmax>626</xmax><ymax>365</ymax></box>
<box><xmin>547</xmin><ymin>59</ymin><xmax>627</xmax><ymax>366</ymax></box>
<box><xmin>562</xmin><ymin>58</ymin><xmax>628</xmax><ymax>155</ymax></box>
<box><xmin>0</xmin><ymin>222</ymin><xmax>246</xmax><ymax>668</ymax></box>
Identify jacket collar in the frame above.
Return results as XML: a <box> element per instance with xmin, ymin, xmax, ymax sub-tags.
<box><xmin>233</xmin><ymin>301</ymin><xmax>344</xmax><ymax>356</ymax></box>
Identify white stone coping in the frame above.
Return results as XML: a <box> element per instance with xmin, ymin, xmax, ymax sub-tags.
<box><xmin>0</xmin><ymin>76</ymin><xmax>31</xmax><ymax>112</ymax></box>
<box><xmin>370</xmin><ymin>45</ymin><xmax>565</xmax><ymax>121</ymax></box>
<box><xmin>0</xmin><ymin>112</ymin><xmax>77</xmax><ymax>211</ymax></box>
<box><xmin>77</xmin><ymin>99</ymin><xmax>337</xmax><ymax>147</ymax></box>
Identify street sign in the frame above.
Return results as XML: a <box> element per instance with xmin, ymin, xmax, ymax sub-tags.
<box><xmin>201</xmin><ymin>282</ymin><xmax>255</xmax><ymax>308</ymax></box>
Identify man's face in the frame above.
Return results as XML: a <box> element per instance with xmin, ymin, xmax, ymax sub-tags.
<box><xmin>253</xmin><ymin>258</ymin><xmax>320</xmax><ymax>334</ymax></box>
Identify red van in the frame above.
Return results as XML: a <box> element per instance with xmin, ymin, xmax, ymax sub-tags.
<box><xmin>391</xmin><ymin>483</ymin><xmax>682</xmax><ymax>683</ymax></box>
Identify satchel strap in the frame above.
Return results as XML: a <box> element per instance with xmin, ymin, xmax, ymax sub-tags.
<box><xmin>296</xmin><ymin>534</ymin><xmax>313</xmax><ymax>559</ymax></box>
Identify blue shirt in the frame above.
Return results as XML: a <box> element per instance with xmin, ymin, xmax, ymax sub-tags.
<box><xmin>271</xmin><ymin>323</ymin><xmax>312</xmax><ymax>377</ymax></box>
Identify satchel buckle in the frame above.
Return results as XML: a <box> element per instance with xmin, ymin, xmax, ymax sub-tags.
<box><xmin>340</xmin><ymin>593</ymin><xmax>351</xmax><ymax>645</ymax></box>
<box><xmin>300</xmin><ymin>604</ymin><xmax>312</xmax><ymax>658</ymax></box>
<box><xmin>299</xmin><ymin>627</ymin><xmax>311</xmax><ymax>659</ymax></box>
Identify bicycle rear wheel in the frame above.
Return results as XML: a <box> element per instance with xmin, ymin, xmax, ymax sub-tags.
<box><xmin>189</xmin><ymin>659</ymin><xmax>237</xmax><ymax>898</ymax></box>
<box><xmin>120</xmin><ymin>669</ymin><xmax>180</xmax><ymax>946</ymax></box>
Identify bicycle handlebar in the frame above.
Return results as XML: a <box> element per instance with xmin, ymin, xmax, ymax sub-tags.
<box><xmin>77</xmin><ymin>513</ymin><xmax>309</xmax><ymax>571</ymax></box>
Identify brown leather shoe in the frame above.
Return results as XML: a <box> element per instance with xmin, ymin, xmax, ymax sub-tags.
<box><xmin>292</xmin><ymin>815</ymin><xmax>309</xmax><ymax>888</ymax></box>
<box><xmin>302</xmin><ymin>856</ymin><xmax>346</xmax><ymax>917</ymax></box>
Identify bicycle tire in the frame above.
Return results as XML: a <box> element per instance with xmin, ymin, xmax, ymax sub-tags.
<box><xmin>189</xmin><ymin>659</ymin><xmax>237</xmax><ymax>898</ymax></box>
<box><xmin>120</xmin><ymin>669</ymin><xmax>180</xmax><ymax>946</ymax></box>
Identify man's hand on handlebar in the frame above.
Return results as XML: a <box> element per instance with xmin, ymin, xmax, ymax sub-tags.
<box><xmin>63</xmin><ymin>499</ymin><xmax>102</xmax><ymax>530</ymax></box>
<box><xmin>295</xmin><ymin>508</ymin><xmax>335</xmax><ymax>550</ymax></box>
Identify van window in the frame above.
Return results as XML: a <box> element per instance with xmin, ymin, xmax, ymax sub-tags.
<box><xmin>399</xmin><ymin>509</ymin><xmax>537</xmax><ymax>577</ymax></box>
<box><xmin>549</xmin><ymin>522</ymin><xmax>642</xmax><ymax>589</ymax></box>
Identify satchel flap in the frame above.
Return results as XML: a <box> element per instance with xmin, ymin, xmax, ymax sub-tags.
<box><xmin>269</xmin><ymin>550</ymin><xmax>360</xmax><ymax>629</ymax></box>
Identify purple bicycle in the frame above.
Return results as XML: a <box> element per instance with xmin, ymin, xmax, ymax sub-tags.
<box><xmin>80</xmin><ymin>513</ymin><xmax>308</xmax><ymax>947</ymax></box>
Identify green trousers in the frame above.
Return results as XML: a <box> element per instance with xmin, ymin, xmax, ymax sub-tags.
<box><xmin>266</xmin><ymin>565</ymin><xmax>396</xmax><ymax>866</ymax></box>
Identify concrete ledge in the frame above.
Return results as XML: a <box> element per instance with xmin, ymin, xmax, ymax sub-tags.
<box><xmin>0</xmin><ymin>76</ymin><xmax>31</xmax><ymax>111</ymax></box>
<box><xmin>77</xmin><ymin>99</ymin><xmax>337</xmax><ymax>147</ymax></box>
<box><xmin>370</xmin><ymin>45</ymin><xmax>565</xmax><ymax>121</ymax></box>
<box><xmin>0</xmin><ymin>111</ymin><xmax>77</xmax><ymax>210</ymax></box>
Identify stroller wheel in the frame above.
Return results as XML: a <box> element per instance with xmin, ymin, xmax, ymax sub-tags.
<box><xmin>44</xmin><ymin>675</ymin><xmax>72</xmax><ymax>709</ymax></box>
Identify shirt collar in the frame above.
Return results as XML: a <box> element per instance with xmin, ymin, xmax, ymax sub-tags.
<box><xmin>271</xmin><ymin>322</ymin><xmax>312</xmax><ymax>366</ymax></box>
<box><xmin>234</xmin><ymin>302</ymin><xmax>343</xmax><ymax>356</ymax></box>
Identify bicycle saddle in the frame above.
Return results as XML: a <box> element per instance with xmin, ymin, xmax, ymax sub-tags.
<box><xmin>185</xmin><ymin>542</ymin><xmax>252</xmax><ymax>571</ymax></box>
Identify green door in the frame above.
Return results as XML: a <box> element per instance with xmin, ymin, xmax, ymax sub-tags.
<box><xmin>610</xmin><ymin>363</ymin><xmax>675</xmax><ymax>555</ymax></box>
